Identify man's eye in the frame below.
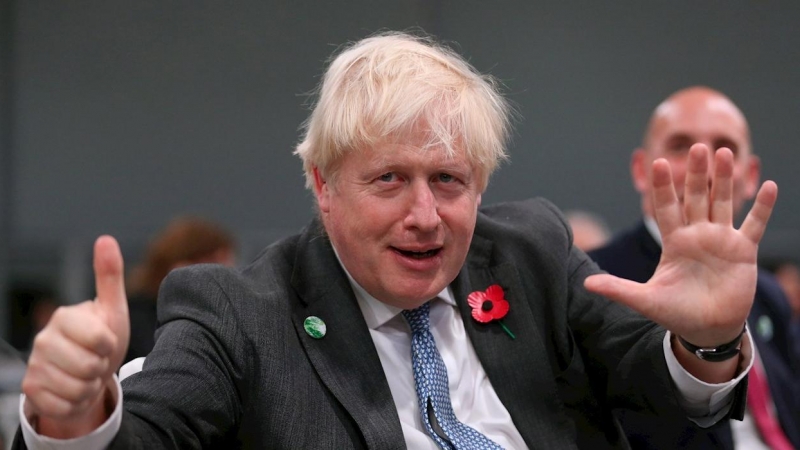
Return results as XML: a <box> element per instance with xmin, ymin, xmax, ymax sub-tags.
<box><xmin>715</xmin><ymin>140</ymin><xmax>738</xmax><ymax>156</ymax></box>
<box><xmin>669</xmin><ymin>142</ymin><xmax>691</xmax><ymax>152</ymax></box>
<box><xmin>438</xmin><ymin>173</ymin><xmax>454</xmax><ymax>183</ymax></box>
<box><xmin>378</xmin><ymin>173</ymin><xmax>395</xmax><ymax>182</ymax></box>
<box><xmin>665</xmin><ymin>137</ymin><xmax>693</xmax><ymax>153</ymax></box>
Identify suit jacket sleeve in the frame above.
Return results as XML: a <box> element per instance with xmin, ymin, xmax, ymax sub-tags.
<box><xmin>111</xmin><ymin>266</ymin><xmax>250</xmax><ymax>448</ymax></box>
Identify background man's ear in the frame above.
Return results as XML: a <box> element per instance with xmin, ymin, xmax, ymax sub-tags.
<box><xmin>744</xmin><ymin>155</ymin><xmax>762</xmax><ymax>199</ymax></box>
<box><xmin>630</xmin><ymin>149</ymin><xmax>650</xmax><ymax>194</ymax></box>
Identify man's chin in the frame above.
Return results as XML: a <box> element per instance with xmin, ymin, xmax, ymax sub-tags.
<box><xmin>382</xmin><ymin>285</ymin><xmax>447</xmax><ymax>309</ymax></box>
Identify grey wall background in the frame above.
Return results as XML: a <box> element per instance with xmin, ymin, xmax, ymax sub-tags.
<box><xmin>2</xmin><ymin>1</ymin><xmax>799</xmax><ymax>340</ymax></box>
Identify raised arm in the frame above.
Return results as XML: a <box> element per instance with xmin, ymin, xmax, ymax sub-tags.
<box><xmin>584</xmin><ymin>143</ymin><xmax>778</xmax><ymax>382</ymax></box>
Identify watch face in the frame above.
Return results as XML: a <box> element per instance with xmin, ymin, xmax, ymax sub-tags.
<box><xmin>695</xmin><ymin>348</ymin><xmax>713</xmax><ymax>360</ymax></box>
<box><xmin>695</xmin><ymin>346</ymin><xmax>741</xmax><ymax>362</ymax></box>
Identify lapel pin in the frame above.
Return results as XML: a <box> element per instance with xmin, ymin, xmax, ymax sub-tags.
<box><xmin>756</xmin><ymin>315</ymin><xmax>773</xmax><ymax>342</ymax></box>
<box><xmin>304</xmin><ymin>316</ymin><xmax>327</xmax><ymax>339</ymax></box>
<box><xmin>468</xmin><ymin>284</ymin><xmax>515</xmax><ymax>340</ymax></box>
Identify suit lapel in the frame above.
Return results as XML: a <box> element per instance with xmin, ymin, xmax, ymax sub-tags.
<box><xmin>290</xmin><ymin>221</ymin><xmax>404</xmax><ymax>449</ymax></box>
<box><xmin>452</xmin><ymin>234</ymin><xmax>577</xmax><ymax>449</ymax></box>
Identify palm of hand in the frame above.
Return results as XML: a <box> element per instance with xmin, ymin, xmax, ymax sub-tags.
<box><xmin>649</xmin><ymin>222</ymin><xmax>757</xmax><ymax>345</ymax></box>
<box><xmin>585</xmin><ymin>144</ymin><xmax>777</xmax><ymax>347</ymax></box>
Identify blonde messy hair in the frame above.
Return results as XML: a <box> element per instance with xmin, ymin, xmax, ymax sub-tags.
<box><xmin>294</xmin><ymin>31</ymin><xmax>512</xmax><ymax>192</ymax></box>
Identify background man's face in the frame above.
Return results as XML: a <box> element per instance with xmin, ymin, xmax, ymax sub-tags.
<box><xmin>632</xmin><ymin>90</ymin><xmax>760</xmax><ymax>218</ymax></box>
<box><xmin>314</xmin><ymin>138</ymin><xmax>482</xmax><ymax>309</ymax></box>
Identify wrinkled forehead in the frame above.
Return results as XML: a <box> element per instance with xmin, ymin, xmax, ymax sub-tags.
<box><xmin>358</xmin><ymin>134</ymin><xmax>475</xmax><ymax>170</ymax></box>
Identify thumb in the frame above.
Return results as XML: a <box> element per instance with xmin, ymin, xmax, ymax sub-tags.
<box><xmin>94</xmin><ymin>236</ymin><xmax>130</xmax><ymax>352</ymax></box>
<box><xmin>584</xmin><ymin>273</ymin><xmax>652</xmax><ymax>317</ymax></box>
<box><xmin>93</xmin><ymin>235</ymin><xmax>128</xmax><ymax>319</ymax></box>
<box><xmin>94</xmin><ymin>235</ymin><xmax>130</xmax><ymax>371</ymax></box>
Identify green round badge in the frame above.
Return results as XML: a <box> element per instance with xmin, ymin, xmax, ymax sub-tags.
<box><xmin>304</xmin><ymin>316</ymin><xmax>327</xmax><ymax>339</ymax></box>
<box><xmin>756</xmin><ymin>315</ymin><xmax>773</xmax><ymax>342</ymax></box>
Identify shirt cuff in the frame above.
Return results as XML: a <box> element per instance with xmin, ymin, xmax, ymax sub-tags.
<box><xmin>20</xmin><ymin>374</ymin><xmax>123</xmax><ymax>450</ymax></box>
<box><xmin>663</xmin><ymin>328</ymin><xmax>754</xmax><ymax>427</ymax></box>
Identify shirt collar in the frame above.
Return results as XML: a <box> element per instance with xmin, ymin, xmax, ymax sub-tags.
<box><xmin>330</xmin><ymin>243</ymin><xmax>456</xmax><ymax>330</ymax></box>
<box><xmin>643</xmin><ymin>215</ymin><xmax>663</xmax><ymax>247</ymax></box>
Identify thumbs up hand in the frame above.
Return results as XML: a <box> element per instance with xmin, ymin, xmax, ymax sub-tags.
<box><xmin>22</xmin><ymin>236</ymin><xmax>130</xmax><ymax>438</ymax></box>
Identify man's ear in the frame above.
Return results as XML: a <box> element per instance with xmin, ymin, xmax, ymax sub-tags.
<box><xmin>744</xmin><ymin>154</ymin><xmax>762</xmax><ymax>199</ymax></box>
<box><xmin>630</xmin><ymin>149</ymin><xmax>650</xmax><ymax>194</ymax></box>
<box><xmin>312</xmin><ymin>167</ymin><xmax>330</xmax><ymax>213</ymax></box>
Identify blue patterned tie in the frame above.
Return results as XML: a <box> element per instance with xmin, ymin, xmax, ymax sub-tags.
<box><xmin>402</xmin><ymin>302</ymin><xmax>504</xmax><ymax>450</ymax></box>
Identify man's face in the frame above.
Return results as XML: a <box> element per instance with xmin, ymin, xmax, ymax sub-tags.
<box><xmin>314</xmin><ymin>139</ymin><xmax>482</xmax><ymax>310</ymax></box>
<box><xmin>632</xmin><ymin>90</ymin><xmax>760</xmax><ymax>218</ymax></box>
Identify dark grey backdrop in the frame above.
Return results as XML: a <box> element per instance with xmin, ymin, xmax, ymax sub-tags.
<box><xmin>2</xmin><ymin>1</ymin><xmax>799</xmax><ymax>340</ymax></box>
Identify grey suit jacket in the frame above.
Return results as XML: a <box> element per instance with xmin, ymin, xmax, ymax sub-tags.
<box><xmin>16</xmin><ymin>198</ymin><xmax>746</xmax><ymax>449</ymax></box>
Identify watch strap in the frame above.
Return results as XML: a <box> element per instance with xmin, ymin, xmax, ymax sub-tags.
<box><xmin>677</xmin><ymin>324</ymin><xmax>747</xmax><ymax>362</ymax></box>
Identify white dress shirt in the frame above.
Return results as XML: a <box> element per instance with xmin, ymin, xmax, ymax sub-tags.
<box><xmin>20</xmin><ymin>241</ymin><xmax>753</xmax><ymax>449</ymax></box>
<box><xmin>349</xmin><ymin>281</ymin><xmax>527</xmax><ymax>449</ymax></box>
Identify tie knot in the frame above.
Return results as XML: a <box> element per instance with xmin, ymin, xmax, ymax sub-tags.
<box><xmin>402</xmin><ymin>302</ymin><xmax>431</xmax><ymax>334</ymax></box>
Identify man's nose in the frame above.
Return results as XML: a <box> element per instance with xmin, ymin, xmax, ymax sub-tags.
<box><xmin>404</xmin><ymin>182</ymin><xmax>441</xmax><ymax>232</ymax></box>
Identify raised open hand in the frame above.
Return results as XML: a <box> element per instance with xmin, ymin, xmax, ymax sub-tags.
<box><xmin>585</xmin><ymin>144</ymin><xmax>778</xmax><ymax>348</ymax></box>
<box><xmin>22</xmin><ymin>236</ymin><xmax>130</xmax><ymax>438</ymax></box>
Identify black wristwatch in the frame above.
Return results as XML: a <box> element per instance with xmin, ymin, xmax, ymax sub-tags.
<box><xmin>676</xmin><ymin>325</ymin><xmax>747</xmax><ymax>362</ymax></box>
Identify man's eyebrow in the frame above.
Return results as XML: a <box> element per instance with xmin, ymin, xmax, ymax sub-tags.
<box><xmin>665</xmin><ymin>133</ymin><xmax>693</xmax><ymax>142</ymax></box>
<box><xmin>712</xmin><ymin>136</ymin><xmax>737</xmax><ymax>145</ymax></box>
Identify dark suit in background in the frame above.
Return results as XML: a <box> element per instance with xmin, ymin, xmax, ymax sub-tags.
<box><xmin>124</xmin><ymin>294</ymin><xmax>157</xmax><ymax>364</ymax></box>
<box><xmin>590</xmin><ymin>221</ymin><xmax>800</xmax><ymax>449</ymax></box>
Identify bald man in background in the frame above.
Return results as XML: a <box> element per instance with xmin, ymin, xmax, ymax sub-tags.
<box><xmin>590</xmin><ymin>86</ymin><xmax>800</xmax><ymax>449</ymax></box>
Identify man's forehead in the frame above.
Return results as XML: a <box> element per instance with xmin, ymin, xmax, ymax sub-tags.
<box><xmin>362</xmin><ymin>142</ymin><xmax>472</xmax><ymax>168</ymax></box>
<box><xmin>659</xmin><ymin>95</ymin><xmax>742</xmax><ymax>122</ymax></box>
<box><xmin>648</xmin><ymin>96</ymin><xmax>750</xmax><ymax>142</ymax></box>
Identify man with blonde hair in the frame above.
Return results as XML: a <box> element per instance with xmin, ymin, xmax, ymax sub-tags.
<box><xmin>17</xmin><ymin>34</ymin><xmax>777</xmax><ymax>449</ymax></box>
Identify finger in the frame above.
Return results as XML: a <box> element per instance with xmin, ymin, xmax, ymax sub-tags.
<box><xmin>24</xmin><ymin>357</ymin><xmax>105</xmax><ymax>405</ymax></box>
<box><xmin>22</xmin><ymin>385</ymin><xmax>80</xmax><ymax>419</ymax></box>
<box><xmin>32</xmin><ymin>326</ymin><xmax>110</xmax><ymax>379</ymax></box>
<box><xmin>650</xmin><ymin>159</ymin><xmax>683</xmax><ymax>237</ymax></box>
<box><xmin>584</xmin><ymin>274</ymin><xmax>653</xmax><ymax>316</ymax></box>
<box><xmin>740</xmin><ymin>180</ymin><xmax>778</xmax><ymax>244</ymax></box>
<box><xmin>93</xmin><ymin>236</ymin><xmax>128</xmax><ymax>318</ymax></box>
<box><xmin>683</xmin><ymin>144</ymin><xmax>711</xmax><ymax>224</ymax></box>
<box><xmin>23</xmin><ymin>385</ymin><xmax>101</xmax><ymax>420</ymax></box>
<box><xmin>710</xmin><ymin>148</ymin><xmax>734</xmax><ymax>225</ymax></box>
<box><xmin>47</xmin><ymin>303</ymin><xmax>117</xmax><ymax>357</ymax></box>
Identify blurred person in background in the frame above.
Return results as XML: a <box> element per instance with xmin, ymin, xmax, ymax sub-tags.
<box><xmin>762</xmin><ymin>258</ymin><xmax>800</xmax><ymax>321</ymax></box>
<box><xmin>3</xmin><ymin>285</ymin><xmax>59</xmax><ymax>450</ymax></box>
<box><xmin>762</xmin><ymin>257</ymin><xmax>800</xmax><ymax>364</ymax></box>
<box><xmin>1</xmin><ymin>338</ymin><xmax>26</xmax><ymax>450</ymax></box>
<box><xmin>125</xmin><ymin>216</ymin><xmax>236</xmax><ymax>364</ymax></box>
<box><xmin>589</xmin><ymin>86</ymin><xmax>800</xmax><ymax>450</ymax></box>
<box><xmin>7</xmin><ymin>286</ymin><xmax>58</xmax><ymax>360</ymax></box>
<box><xmin>565</xmin><ymin>209</ymin><xmax>611</xmax><ymax>252</ymax></box>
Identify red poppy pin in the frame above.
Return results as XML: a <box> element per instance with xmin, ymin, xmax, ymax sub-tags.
<box><xmin>467</xmin><ymin>284</ymin><xmax>515</xmax><ymax>339</ymax></box>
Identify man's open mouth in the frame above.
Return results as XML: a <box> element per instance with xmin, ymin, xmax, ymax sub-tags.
<box><xmin>392</xmin><ymin>247</ymin><xmax>442</xmax><ymax>259</ymax></box>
